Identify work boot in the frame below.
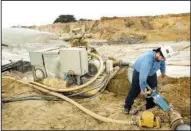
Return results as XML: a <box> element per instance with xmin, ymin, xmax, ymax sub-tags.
<box><xmin>129</xmin><ymin>104</ymin><xmax>146</xmax><ymax>115</ymax></box>
<box><xmin>124</xmin><ymin>107</ymin><xmax>131</xmax><ymax>114</ymax></box>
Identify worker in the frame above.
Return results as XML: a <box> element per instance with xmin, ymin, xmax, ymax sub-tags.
<box><xmin>124</xmin><ymin>46</ymin><xmax>175</xmax><ymax>114</ymax></box>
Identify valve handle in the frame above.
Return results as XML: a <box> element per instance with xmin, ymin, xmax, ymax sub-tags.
<box><xmin>146</xmin><ymin>86</ymin><xmax>158</xmax><ymax>98</ymax></box>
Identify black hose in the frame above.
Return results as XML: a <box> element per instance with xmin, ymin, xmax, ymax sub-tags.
<box><xmin>2</xmin><ymin>80</ymin><xmax>107</xmax><ymax>103</ymax></box>
<box><xmin>67</xmin><ymin>77</ymin><xmax>108</xmax><ymax>97</ymax></box>
<box><xmin>74</xmin><ymin>74</ymin><xmax>113</xmax><ymax>100</ymax></box>
<box><xmin>77</xmin><ymin>67</ymin><xmax>121</xmax><ymax>100</ymax></box>
<box><xmin>2</xmin><ymin>95</ymin><xmax>62</xmax><ymax>103</ymax></box>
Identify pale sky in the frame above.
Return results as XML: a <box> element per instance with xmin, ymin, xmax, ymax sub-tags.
<box><xmin>2</xmin><ymin>1</ymin><xmax>190</xmax><ymax>28</ymax></box>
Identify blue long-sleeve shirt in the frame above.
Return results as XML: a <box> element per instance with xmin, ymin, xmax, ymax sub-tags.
<box><xmin>133</xmin><ymin>51</ymin><xmax>166</xmax><ymax>91</ymax></box>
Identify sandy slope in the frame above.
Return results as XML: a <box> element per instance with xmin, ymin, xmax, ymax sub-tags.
<box><xmin>26</xmin><ymin>13</ymin><xmax>190</xmax><ymax>42</ymax></box>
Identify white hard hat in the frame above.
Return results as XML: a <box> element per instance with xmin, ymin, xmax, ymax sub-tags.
<box><xmin>160</xmin><ymin>46</ymin><xmax>175</xmax><ymax>59</ymax></box>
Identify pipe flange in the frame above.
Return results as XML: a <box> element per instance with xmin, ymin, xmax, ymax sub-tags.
<box><xmin>170</xmin><ymin>119</ymin><xmax>190</xmax><ymax>130</ymax></box>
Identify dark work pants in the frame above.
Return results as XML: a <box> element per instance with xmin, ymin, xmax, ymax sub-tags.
<box><xmin>124</xmin><ymin>69</ymin><xmax>157</xmax><ymax>110</ymax></box>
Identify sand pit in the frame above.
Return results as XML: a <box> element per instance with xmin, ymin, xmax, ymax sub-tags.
<box><xmin>2</xmin><ymin>71</ymin><xmax>190</xmax><ymax>130</ymax></box>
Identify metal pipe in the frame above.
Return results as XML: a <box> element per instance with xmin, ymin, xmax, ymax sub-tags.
<box><xmin>115</xmin><ymin>60</ymin><xmax>134</xmax><ymax>84</ymax></box>
<box><xmin>176</xmin><ymin>124</ymin><xmax>190</xmax><ymax>130</ymax></box>
<box><xmin>119</xmin><ymin>60</ymin><xmax>133</xmax><ymax>67</ymax></box>
<box><xmin>169</xmin><ymin>110</ymin><xmax>190</xmax><ymax>130</ymax></box>
<box><xmin>170</xmin><ymin>119</ymin><xmax>190</xmax><ymax>130</ymax></box>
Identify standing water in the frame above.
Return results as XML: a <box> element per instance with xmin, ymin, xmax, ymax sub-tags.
<box><xmin>2</xmin><ymin>28</ymin><xmax>68</xmax><ymax>65</ymax></box>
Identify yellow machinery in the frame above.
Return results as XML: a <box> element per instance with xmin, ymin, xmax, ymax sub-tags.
<box><xmin>138</xmin><ymin>111</ymin><xmax>160</xmax><ymax>128</ymax></box>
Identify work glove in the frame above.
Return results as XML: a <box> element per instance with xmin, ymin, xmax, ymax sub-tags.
<box><xmin>140</xmin><ymin>88</ymin><xmax>152</xmax><ymax>98</ymax></box>
<box><xmin>156</xmin><ymin>86</ymin><xmax>160</xmax><ymax>92</ymax></box>
<box><xmin>140</xmin><ymin>85</ymin><xmax>155</xmax><ymax>98</ymax></box>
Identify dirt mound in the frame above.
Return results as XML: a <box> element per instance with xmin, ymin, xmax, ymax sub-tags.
<box><xmin>107</xmin><ymin>67</ymin><xmax>131</xmax><ymax>95</ymax></box>
<box><xmin>158</xmin><ymin>76</ymin><xmax>190</xmax><ymax>119</ymax></box>
<box><xmin>25</xmin><ymin>13</ymin><xmax>190</xmax><ymax>42</ymax></box>
<box><xmin>2</xmin><ymin>78</ymin><xmax>43</xmax><ymax>99</ymax></box>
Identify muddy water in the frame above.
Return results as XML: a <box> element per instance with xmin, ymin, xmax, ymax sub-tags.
<box><xmin>2</xmin><ymin>28</ymin><xmax>68</xmax><ymax>65</ymax></box>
